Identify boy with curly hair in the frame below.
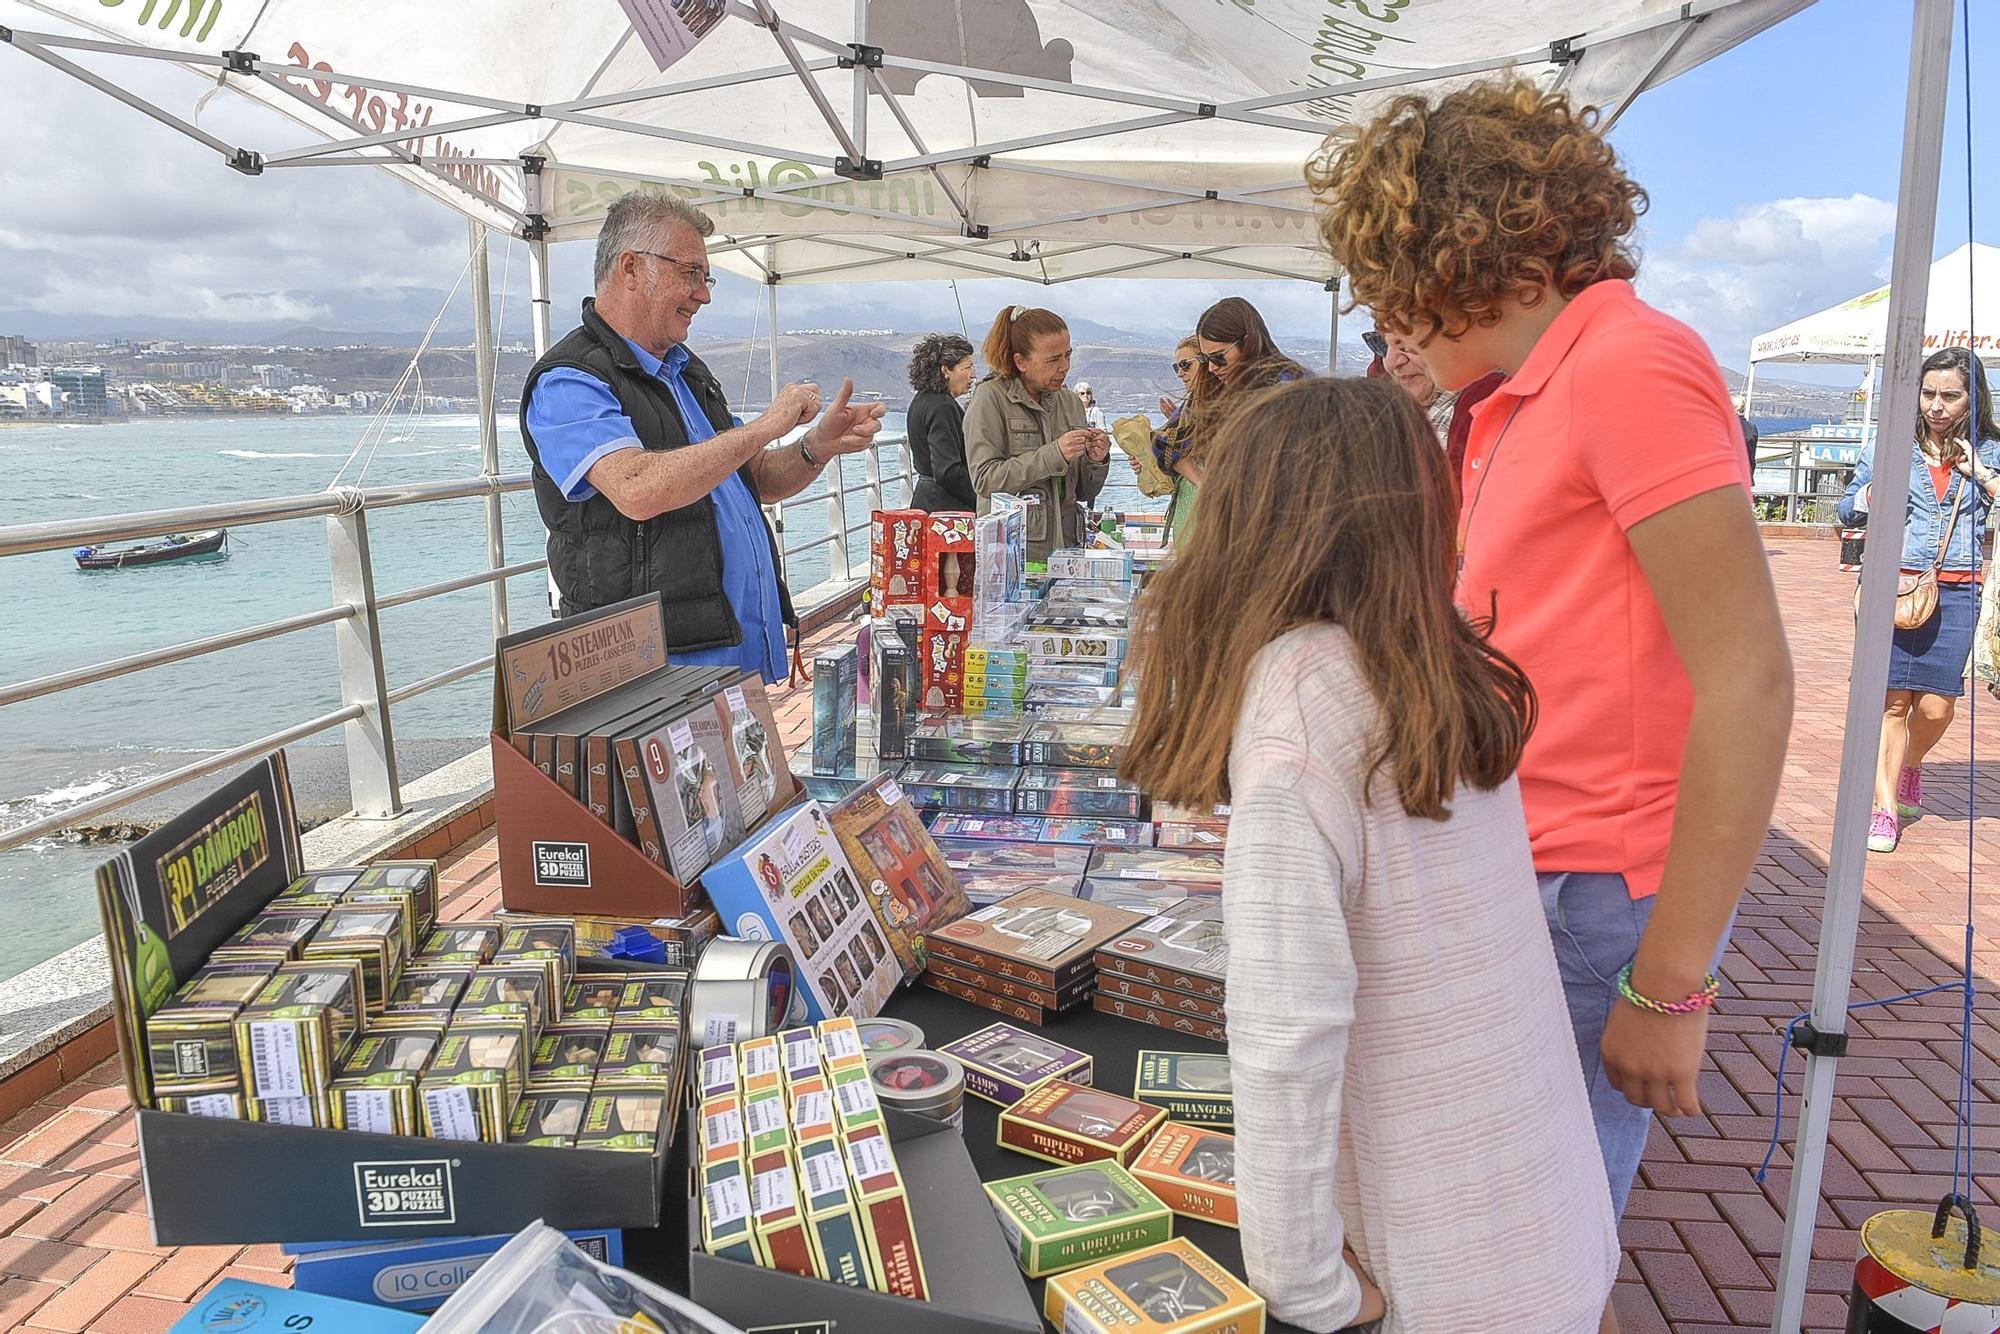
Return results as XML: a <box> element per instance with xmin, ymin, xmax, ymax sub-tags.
<box><xmin>1310</xmin><ymin>79</ymin><xmax>1794</xmax><ymax>1232</ymax></box>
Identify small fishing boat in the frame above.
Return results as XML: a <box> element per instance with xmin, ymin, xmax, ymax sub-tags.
<box><xmin>73</xmin><ymin>528</ymin><xmax>229</xmax><ymax>570</ymax></box>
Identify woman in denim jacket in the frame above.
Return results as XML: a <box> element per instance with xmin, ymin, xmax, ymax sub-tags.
<box><xmin>1839</xmin><ymin>346</ymin><xmax>2000</xmax><ymax>851</ymax></box>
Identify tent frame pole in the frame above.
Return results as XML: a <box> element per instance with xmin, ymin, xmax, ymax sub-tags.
<box><xmin>470</xmin><ymin>219</ymin><xmax>509</xmax><ymax>640</ymax></box>
<box><xmin>1766</xmin><ymin>3</ymin><xmax>1954</xmax><ymax>1329</ymax></box>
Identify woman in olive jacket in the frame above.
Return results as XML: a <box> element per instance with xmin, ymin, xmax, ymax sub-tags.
<box><xmin>905</xmin><ymin>332</ymin><xmax>977</xmax><ymax>512</ymax></box>
<box><xmin>963</xmin><ymin>305</ymin><xmax>1110</xmax><ymax>564</ymax></box>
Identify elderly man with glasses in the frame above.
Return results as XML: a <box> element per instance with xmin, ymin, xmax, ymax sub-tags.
<box><xmin>1363</xmin><ymin>325</ymin><xmax>1504</xmax><ymax>489</ymax></box>
<box><xmin>521</xmin><ymin>191</ymin><xmax>884</xmax><ymax>682</ymax></box>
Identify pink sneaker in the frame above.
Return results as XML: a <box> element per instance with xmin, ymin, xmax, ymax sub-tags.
<box><xmin>1896</xmin><ymin>766</ymin><xmax>1923</xmax><ymax>820</ymax></box>
<box><xmin>1868</xmin><ymin>807</ymin><xmax>1900</xmax><ymax>853</ymax></box>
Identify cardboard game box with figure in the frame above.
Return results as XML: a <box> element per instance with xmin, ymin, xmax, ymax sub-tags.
<box><xmin>828</xmin><ymin>774</ymin><xmax>972</xmax><ymax>981</ymax></box>
<box><xmin>701</xmin><ymin>799</ymin><xmax>900</xmax><ymax>1022</ymax></box>
<box><xmin>870</xmin><ymin>509</ymin><xmax>928</xmax><ymax>612</ymax></box>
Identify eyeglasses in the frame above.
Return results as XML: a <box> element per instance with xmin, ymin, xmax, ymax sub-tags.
<box><xmin>1361</xmin><ymin>330</ymin><xmax>1388</xmax><ymax>359</ymax></box>
<box><xmin>1195</xmin><ymin>341</ymin><xmax>1239</xmax><ymax>369</ymax></box>
<box><xmin>633</xmin><ymin>250</ymin><xmax>718</xmax><ymax>290</ymax></box>
<box><xmin>1171</xmin><ymin>358</ymin><xmax>1196</xmax><ymax>374</ymax></box>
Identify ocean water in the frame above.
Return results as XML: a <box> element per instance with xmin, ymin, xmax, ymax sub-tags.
<box><xmin>0</xmin><ymin>412</ymin><xmax>894</xmax><ymax>979</ymax></box>
<box><xmin>0</xmin><ymin>412</ymin><xmax>1149</xmax><ymax>981</ymax></box>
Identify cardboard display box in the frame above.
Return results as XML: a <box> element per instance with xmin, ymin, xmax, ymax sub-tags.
<box><xmin>689</xmin><ymin>1107</ymin><xmax>1042</xmax><ymax>1334</ymax></box>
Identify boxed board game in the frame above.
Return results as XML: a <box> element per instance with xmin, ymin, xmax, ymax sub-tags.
<box><xmin>984</xmin><ymin>1161</ymin><xmax>1172</xmax><ymax>1278</ymax></box>
<box><xmin>929</xmin><ymin>890</ymin><xmax>1144</xmax><ymax>992</ymax></box>
<box><xmin>871</xmin><ymin>509</ymin><xmax>928</xmax><ymax>611</ymax></box>
<box><xmin>145</xmin><ymin>962</ymin><xmax>273</xmax><ymax>1092</ymax></box>
<box><xmin>828</xmin><ymin>773</ymin><xmax>972</xmax><ymax>981</ymax></box>
<box><xmin>1045</xmin><ymin>548</ymin><xmax>1133</xmax><ymax>584</ymax></box>
<box><xmin>936</xmin><ymin>838</ymin><xmax>1091</xmax><ymax>877</ymax></box>
<box><xmin>1041</xmin><ymin>817</ymin><xmax>1153</xmax><ymax>848</ymax></box>
<box><xmin>1025</xmin><ymin>683</ymin><xmax>1123</xmax><ymax>710</ymax></box>
<box><xmin>1016</xmin><ymin>767</ymin><xmax>1148</xmax><ymax>821</ymax></box>
<box><xmin>749</xmin><ymin>1145</ymin><xmax>816</xmax><ymax>1276</ymax></box>
<box><xmin>346</xmin><ymin>861</ymin><xmax>439</xmax><ymax>939</ymax></box>
<box><xmin>418</xmin><ymin>1019</ymin><xmax>530</xmax><ymax>1143</ymax></box>
<box><xmin>285</xmin><ymin>1228</ymin><xmax>623</xmax><ymax>1314</ymax></box>
<box><xmin>211</xmin><ymin>907</ymin><xmax>326</xmax><ymax>968</ymax></box>
<box><xmin>950</xmin><ymin>865</ymin><xmax>1085</xmax><ymax>906</ymax></box>
<box><xmin>1026</xmin><ymin>663</ymin><xmax>1122</xmax><ymax>688</ymax></box>
<box><xmin>1089</xmin><ymin>847</ymin><xmax>1225</xmax><ymax>885</ymax></box>
<box><xmin>1025</xmin><ymin>630</ymin><xmax>1127</xmax><ymax>664</ymax></box>
<box><xmin>871</xmin><ymin>622</ymin><xmax>919</xmax><ymax>762</ymax></box>
<box><xmin>795</xmin><ymin>1133</ymin><xmax>872</xmax><ymax>1288</ymax></box>
<box><xmin>416</xmin><ymin>921</ymin><xmax>499</xmax><ymax>966</ymax></box>
<box><xmin>234</xmin><ymin>960</ymin><xmax>364</xmax><ymax>1107</ymax></box>
<box><xmin>919</xmin><ymin>598</ymin><xmax>972</xmax><ymax>712</ymax></box>
<box><xmin>1095</xmin><ymin>975</ymin><xmax>1225</xmax><ymax>1024</ymax></box>
<box><xmin>843</xmin><ymin>1121</ymin><xmax>928</xmax><ymax>1298</ymax></box>
<box><xmin>327</xmin><ymin>1027</ymin><xmax>443</xmax><ymax>1136</ymax></box>
<box><xmin>567</xmin><ymin>910</ymin><xmax>720</xmax><ymax>967</ymax></box>
<box><xmin>1091</xmin><ymin>994</ymin><xmax>1227</xmax><ymax>1044</ymax></box>
<box><xmin>918</xmin><ymin>971</ymin><xmax>1062</xmax><ymax>1028</ymax></box>
<box><xmin>701</xmin><ymin>1156</ymin><xmax>757</xmax><ymax>1263</ymax></box>
<box><xmin>717</xmin><ymin>679</ymin><xmax>798</xmax><ymax>829</ymax></box>
<box><xmin>593</xmin><ymin>1026</ymin><xmax>684</xmax><ymax>1092</ymax></box>
<box><xmin>811</xmin><ymin>643</ymin><xmax>860</xmax><ymax>776</ymax></box>
<box><xmin>1130</xmin><ymin>1124</ymin><xmax>1237</xmax><ymax>1227</ymax></box>
<box><xmin>493</xmin><ymin>918</ymin><xmax>579</xmax><ymax>999</ymax></box>
<box><xmin>528</xmin><ymin>1025</ymin><xmax>608</xmax><ymax>1090</ymax></box>
<box><xmin>457</xmin><ymin>964</ymin><xmax>552</xmax><ymax>1036</ymax></box>
<box><xmin>910</xmin><ymin>715</ymin><xmax>1030</xmax><ymax>767</ymax></box>
<box><xmin>1155</xmin><ymin>824</ymin><xmax>1228</xmax><ymax>850</ymax></box>
<box><xmin>1077</xmin><ymin>880</ymin><xmax>1216</xmax><ymax>918</ymax></box>
<box><xmin>897</xmin><ymin>762</ymin><xmax>1019</xmax><ymax>815</ymax></box>
<box><xmin>700</xmin><ymin>799</ymin><xmax>899</xmax><ymax>1022</ymax></box>
<box><xmin>1096</xmin><ymin>898</ymin><xmax>1226</xmax><ymax>1003</ymax></box>
<box><xmin>574</xmin><ymin>1088</ymin><xmax>672</xmax><ymax>1151</ymax></box>
<box><xmin>928</xmin><ymin>813</ymin><xmax>1047</xmax><ymax>843</ymax></box>
<box><xmin>939</xmin><ymin>1022</ymin><xmax>1093</xmax><ymax>1107</ymax></box>
<box><xmin>925</xmin><ymin>955</ymin><xmax>1096</xmax><ymax>1013</ymax></box>
<box><xmin>921</xmin><ymin>511</ymin><xmax>976</xmax><ymax>605</ymax></box>
<box><xmin>998</xmin><ymin>1080</ymin><xmax>1167</xmax><ymax>1168</ymax></box>
<box><xmin>1044</xmin><ymin>1238</ymin><xmax>1264</xmax><ymax>1334</ymax></box>
<box><xmin>1134</xmin><ymin>1052</ymin><xmax>1233</xmax><ymax>1127</ymax></box>
<box><xmin>167</xmin><ymin>1279</ymin><xmax>424</xmax><ymax>1333</ymax></box>
<box><xmin>1021</xmin><ymin>722</ymin><xmax>1127</xmax><ymax>770</ymax></box>
<box><xmin>300</xmin><ymin>904</ymin><xmax>407</xmax><ymax>1014</ymax></box>
<box><xmin>619</xmin><ymin>694</ymin><xmax>748</xmax><ymax>884</ymax></box>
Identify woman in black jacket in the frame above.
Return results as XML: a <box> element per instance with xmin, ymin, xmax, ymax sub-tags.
<box><xmin>905</xmin><ymin>332</ymin><xmax>977</xmax><ymax>511</ymax></box>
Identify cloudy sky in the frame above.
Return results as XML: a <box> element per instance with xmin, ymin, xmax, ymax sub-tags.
<box><xmin>0</xmin><ymin>0</ymin><xmax>1990</xmax><ymax>380</ymax></box>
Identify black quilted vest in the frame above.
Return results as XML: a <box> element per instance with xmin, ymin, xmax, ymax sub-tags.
<box><xmin>520</xmin><ymin>299</ymin><xmax>794</xmax><ymax>648</ymax></box>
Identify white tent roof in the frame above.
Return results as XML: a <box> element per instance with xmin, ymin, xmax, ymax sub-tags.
<box><xmin>8</xmin><ymin>0</ymin><xmax>1815</xmax><ymax>286</ymax></box>
<box><xmin>1750</xmin><ymin>241</ymin><xmax>2000</xmax><ymax>364</ymax></box>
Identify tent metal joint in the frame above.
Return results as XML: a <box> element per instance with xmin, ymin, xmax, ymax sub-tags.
<box><xmin>222</xmin><ymin>49</ymin><xmax>258</xmax><ymax>75</ymax></box>
<box><xmin>228</xmin><ymin>149</ymin><xmax>264</xmax><ymax>176</ymax></box>
<box><xmin>1197</xmin><ymin>102</ymin><xmax>1217</xmax><ymax>117</ymax></box>
<box><xmin>835</xmin><ymin>155</ymin><xmax>883</xmax><ymax>181</ymax></box>
<box><xmin>519</xmin><ymin>154</ymin><xmax>544</xmax><ymax>176</ymax></box>
<box><xmin>963</xmin><ymin>224</ymin><xmax>991</xmax><ymax>241</ymax></box>
<box><xmin>0</xmin><ymin>26</ymin><xmax>12</xmax><ymax>43</ymax></box>
<box><xmin>971</xmin><ymin>155</ymin><xmax>992</xmax><ymax>169</ymax></box>
<box><xmin>521</xmin><ymin>213</ymin><xmax>550</xmax><ymax>242</ymax></box>
<box><xmin>1550</xmin><ymin>35</ymin><xmax>1584</xmax><ymax>63</ymax></box>
<box><xmin>1788</xmin><ymin>1020</ymin><xmax>1849</xmax><ymax>1060</ymax></box>
<box><xmin>839</xmin><ymin>43</ymin><xmax>883</xmax><ymax>69</ymax></box>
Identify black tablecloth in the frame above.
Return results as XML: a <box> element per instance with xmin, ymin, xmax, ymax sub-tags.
<box><xmin>622</xmin><ymin>985</ymin><xmax>1348</xmax><ymax>1334</ymax></box>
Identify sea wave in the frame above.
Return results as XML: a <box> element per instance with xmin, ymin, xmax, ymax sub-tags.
<box><xmin>0</xmin><ymin>764</ymin><xmax>154</xmax><ymax>819</ymax></box>
<box><xmin>218</xmin><ymin>449</ymin><xmax>330</xmax><ymax>460</ymax></box>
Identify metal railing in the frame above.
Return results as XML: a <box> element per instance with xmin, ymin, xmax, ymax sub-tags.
<box><xmin>0</xmin><ymin>437</ymin><xmax>914</xmax><ymax>857</ymax></box>
<box><xmin>1751</xmin><ymin>433</ymin><xmax>1861</xmax><ymax>524</ymax></box>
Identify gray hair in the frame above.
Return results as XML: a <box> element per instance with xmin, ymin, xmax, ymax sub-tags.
<box><xmin>593</xmin><ymin>191</ymin><xmax>716</xmax><ymax>289</ymax></box>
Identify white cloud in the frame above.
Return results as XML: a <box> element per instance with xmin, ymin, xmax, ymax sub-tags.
<box><xmin>1638</xmin><ymin>193</ymin><xmax>1898</xmax><ymax>369</ymax></box>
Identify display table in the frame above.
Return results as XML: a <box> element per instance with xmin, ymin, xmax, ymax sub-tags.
<box><xmin>616</xmin><ymin>984</ymin><xmax>1347</xmax><ymax>1334</ymax></box>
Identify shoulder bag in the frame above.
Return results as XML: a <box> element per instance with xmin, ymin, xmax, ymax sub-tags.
<box><xmin>1857</xmin><ymin>472</ymin><xmax>1966</xmax><ymax>630</ymax></box>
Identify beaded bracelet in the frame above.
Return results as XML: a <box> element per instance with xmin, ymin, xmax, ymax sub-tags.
<box><xmin>1615</xmin><ymin>963</ymin><xmax>1720</xmax><ymax>1016</ymax></box>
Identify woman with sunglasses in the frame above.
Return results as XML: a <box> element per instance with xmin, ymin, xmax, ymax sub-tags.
<box><xmin>1153</xmin><ymin>298</ymin><xmax>1308</xmax><ymax>540</ymax></box>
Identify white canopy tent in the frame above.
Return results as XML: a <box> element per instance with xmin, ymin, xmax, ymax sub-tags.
<box><xmin>12</xmin><ymin>6</ymin><xmax>1976</xmax><ymax>1334</ymax></box>
<box><xmin>1744</xmin><ymin>241</ymin><xmax>2000</xmax><ymax>438</ymax></box>
<box><xmin>6</xmin><ymin>0</ymin><xmax>1817</xmax><ymax>307</ymax></box>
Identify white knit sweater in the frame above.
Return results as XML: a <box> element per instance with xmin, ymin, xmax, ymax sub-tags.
<box><xmin>1224</xmin><ymin>625</ymin><xmax>1619</xmax><ymax>1333</ymax></box>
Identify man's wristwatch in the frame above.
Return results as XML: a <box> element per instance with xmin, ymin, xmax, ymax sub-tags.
<box><xmin>798</xmin><ymin>433</ymin><xmax>821</xmax><ymax>468</ymax></box>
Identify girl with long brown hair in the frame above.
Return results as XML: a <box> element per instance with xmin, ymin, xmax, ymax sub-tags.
<box><xmin>1151</xmin><ymin>297</ymin><xmax>1306</xmax><ymax>540</ymax></box>
<box><xmin>1123</xmin><ymin>375</ymin><xmax>1617</xmax><ymax>1333</ymax></box>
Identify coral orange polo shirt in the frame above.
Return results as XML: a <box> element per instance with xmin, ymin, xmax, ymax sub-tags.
<box><xmin>1455</xmin><ymin>280</ymin><xmax>1751</xmax><ymax>898</ymax></box>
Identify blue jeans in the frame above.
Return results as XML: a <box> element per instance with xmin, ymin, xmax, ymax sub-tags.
<box><xmin>1537</xmin><ymin>871</ymin><xmax>1656</xmax><ymax>1219</ymax></box>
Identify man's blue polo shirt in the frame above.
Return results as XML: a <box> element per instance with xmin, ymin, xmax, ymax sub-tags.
<box><xmin>525</xmin><ymin>337</ymin><xmax>787</xmax><ymax>683</ymax></box>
